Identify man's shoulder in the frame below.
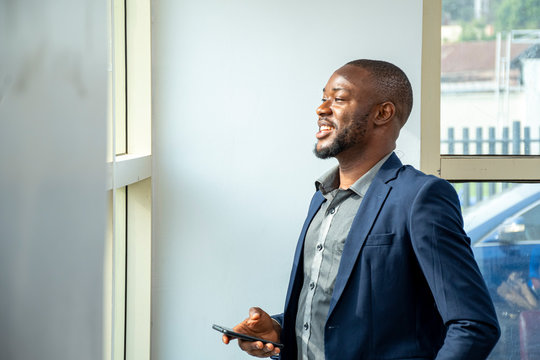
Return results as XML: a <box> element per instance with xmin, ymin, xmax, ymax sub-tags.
<box><xmin>393</xmin><ymin>164</ymin><xmax>445</xmax><ymax>185</ymax></box>
<box><xmin>390</xmin><ymin>164</ymin><xmax>456</xmax><ymax>197</ymax></box>
<box><xmin>379</xmin><ymin>153</ymin><xmax>443</xmax><ymax>185</ymax></box>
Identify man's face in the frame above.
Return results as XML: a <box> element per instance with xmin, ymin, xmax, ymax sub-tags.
<box><xmin>314</xmin><ymin>66</ymin><xmax>377</xmax><ymax>159</ymax></box>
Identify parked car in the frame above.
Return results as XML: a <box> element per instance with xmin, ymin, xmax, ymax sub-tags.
<box><xmin>464</xmin><ymin>184</ymin><xmax>540</xmax><ymax>292</ymax></box>
<box><xmin>462</xmin><ymin>184</ymin><xmax>540</xmax><ymax>360</ymax></box>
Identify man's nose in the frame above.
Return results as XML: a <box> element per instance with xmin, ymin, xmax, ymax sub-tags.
<box><xmin>316</xmin><ymin>100</ymin><xmax>332</xmax><ymax>116</ymax></box>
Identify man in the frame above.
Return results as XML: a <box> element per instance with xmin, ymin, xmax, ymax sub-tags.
<box><xmin>222</xmin><ymin>59</ymin><xmax>500</xmax><ymax>359</ymax></box>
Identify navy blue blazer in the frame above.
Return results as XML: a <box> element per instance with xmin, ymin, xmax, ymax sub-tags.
<box><xmin>274</xmin><ymin>153</ymin><xmax>500</xmax><ymax>360</ymax></box>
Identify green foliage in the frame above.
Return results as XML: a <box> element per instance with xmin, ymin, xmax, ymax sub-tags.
<box><xmin>460</xmin><ymin>19</ymin><xmax>496</xmax><ymax>41</ymax></box>
<box><xmin>443</xmin><ymin>0</ymin><xmax>540</xmax><ymax>33</ymax></box>
<box><xmin>443</xmin><ymin>0</ymin><xmax>474</xmax><ymax>24</ymax></box>
<box><xmin>495</xmin><ymin>0</ymin><xmax>540</xmax><ymax>31</ymax></box>
<box><xmin>484</xmin><ymin>0</ymin><xmax>505</xmax><ymax>23</ymax></box>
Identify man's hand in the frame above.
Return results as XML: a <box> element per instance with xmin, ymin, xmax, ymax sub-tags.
<box><xmin>222</xmin><ymin>307</ymin><xmax>281</xmax><ymax>358</ymax></box>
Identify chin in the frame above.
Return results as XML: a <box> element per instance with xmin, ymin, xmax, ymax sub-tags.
<box><xmin>313</xmin><ymin>142</ymin><xmax>339</xmax><ymax>159</ymax></box>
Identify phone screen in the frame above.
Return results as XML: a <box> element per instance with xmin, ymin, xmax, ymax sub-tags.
<box><xmin>212</xmin><ymin>324</ymin><xmax>284</xmax><ymax>349</ymax></box>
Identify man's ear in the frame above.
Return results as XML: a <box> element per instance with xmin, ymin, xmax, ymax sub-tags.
<box><xmin>373</xmin><ymin>101</ymin><xmax>396</xmax><ymax>126</ymax></box>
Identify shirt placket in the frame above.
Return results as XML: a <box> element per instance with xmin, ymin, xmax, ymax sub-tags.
<box><xmin>301</xmin><ymin>202</ymin><xmax>340</xmax><ymax>360</ymax></box>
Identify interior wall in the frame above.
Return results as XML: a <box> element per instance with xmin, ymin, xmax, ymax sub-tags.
<box><xmin>151</xmin><ymin>1</ymin><xmax>423</xmax><ymax>358</ymax></box>
<box><xmin>0</xmin><ymin>1</ymin><xmax>107</xmax><ymax>359</ymax></box>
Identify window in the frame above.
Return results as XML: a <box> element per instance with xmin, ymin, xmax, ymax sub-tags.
<box><xmin>421</xmin><ymin>1</ymin><xmax>540</xmax><ymax>182</ymax></box>
<box><xmin>105</xmin><ymin>0</ymin><xmax>152</xmax><ymax>359</ymax></box>
<box><xmin>422</xmin><ymin>1</ymin><xmax>540</xmax><ymax>358</ymax></box>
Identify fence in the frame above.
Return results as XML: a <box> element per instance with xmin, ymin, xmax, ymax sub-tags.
<box><xmin>442</xmin><ymin>121</ymin><xmax>540</xmax><ymax>156</ymax></box>
<box><xmin>441</xmin><ymin>121</ymin><xmax>540</xmax><ymax>208</ymax></box>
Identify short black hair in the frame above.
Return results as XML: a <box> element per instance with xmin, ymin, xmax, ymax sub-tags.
<box><xmin>346</xmin><ymin>59</ymin><xmax>413</xmax><ymax>125</ymax></box>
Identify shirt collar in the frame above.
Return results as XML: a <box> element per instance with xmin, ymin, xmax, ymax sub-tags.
<box><xmin>315</xmin><ymin>152</ymin><xmax>394</xmax><ymax>197</ymax></box>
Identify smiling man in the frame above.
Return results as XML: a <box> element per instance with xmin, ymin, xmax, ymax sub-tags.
<box><xmin>222</xmin><ymin>59</ymin><xmax>500</xmax><ymax>360</ymax></box>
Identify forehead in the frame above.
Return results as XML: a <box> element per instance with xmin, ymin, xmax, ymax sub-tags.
<box><xmin>324</xmin><ymin>65</ymin><xmax>374</xmax><ymax>93</ymax></box>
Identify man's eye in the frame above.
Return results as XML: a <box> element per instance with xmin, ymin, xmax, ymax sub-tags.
<box><xmin>321</xmin><ymin>98</ymin><xmax>328</xmax><ymax>103</ymax></box>
<box><xmin>335</xmin><ymin>98</ymin><xmax>344</xmax><ymax>102</ymax></box>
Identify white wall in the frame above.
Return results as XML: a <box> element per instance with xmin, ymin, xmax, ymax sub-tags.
<box><xmin>151</xmin><ymin>1</ymin><xmax>423</xmax><ymax>358</ymax></box>
<box><xmin>0</xmin><ymin>1</ymin><xmax>107</xmax><ymax>359</ymax></box>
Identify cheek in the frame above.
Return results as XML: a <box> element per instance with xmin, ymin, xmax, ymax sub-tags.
<box><xmin>340</xmin><ymin>112</ymin><xmax>358</xmax><ymax>131</ymax></box>
<box><xmin>333</xmin><ymin>109</ymin><xmax>351</xmax><ymax>128</ymax></box>
<box><xmin>343</xmin><ymin>111</ymin><xmax>369</xmax><ymax>138</ymax></box>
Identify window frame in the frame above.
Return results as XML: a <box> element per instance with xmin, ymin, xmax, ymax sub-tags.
<box><xmin>105</xmin><ymin>0</ymin><xmax>152</xmax><ymax>359</ymax></box>
<box><xmin>420</xmin><ymin>0</ymin><xmax>540</xmax><ymax>182</ymax></box>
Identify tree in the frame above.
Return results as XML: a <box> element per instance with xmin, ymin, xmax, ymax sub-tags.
<box><xmin>442</xmin><ymin>0</ymin><xmax>474</xmax><ymax>25</ymax></box>
<box><xmin>460</xmin><ymin>19</ymin><xmax>493</xmax><ymax>41</ymax></box>
<box><xmin>495</xmin><ymin>0</ymin><xmax>540</xmax><ymax>31</ymax></box>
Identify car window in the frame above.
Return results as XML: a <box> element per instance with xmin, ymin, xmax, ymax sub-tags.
<box><xmin>479</xmin><ymin>202</ymin><xmax>540</xmax><ymax>244</ymax></box>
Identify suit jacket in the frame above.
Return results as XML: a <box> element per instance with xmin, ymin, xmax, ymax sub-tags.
<box><xmin>274</xmin><ymin>153</ymin><xmax>500</xmax><ymax>360</ymax></box>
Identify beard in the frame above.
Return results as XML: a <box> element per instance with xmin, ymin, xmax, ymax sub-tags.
<box><xmin>313</xmin><ymin>115</ymin><xmax>368</xmax><ymax>159</ymax></box>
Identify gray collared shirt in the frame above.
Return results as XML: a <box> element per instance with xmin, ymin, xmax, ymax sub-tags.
<box><xmin>295</xmin><ymin>153</ymin><xmax>392</xmax><ymax>360</ymax></box>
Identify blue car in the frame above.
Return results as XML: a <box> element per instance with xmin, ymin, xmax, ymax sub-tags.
<box><xmin>462</xmin><ymin>184</ymin><xmax>540</xmax><ymax>360</ymax></box>
<box><xmin>464</xmin><ymin>184</ymin><xmax>540</xmax><ymax>293</ymax></box>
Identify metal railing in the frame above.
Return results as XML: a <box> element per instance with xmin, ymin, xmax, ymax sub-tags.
<box><xmin>442</xmin><ymin>121</ymin><xmax>540</xmax><ymax>156</ymax></box>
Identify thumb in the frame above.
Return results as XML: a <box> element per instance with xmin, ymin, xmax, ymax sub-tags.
<box><xmin>249</xmin><ymin>307</ymin><xmax>262</xmax><ymax>320</ymax></box>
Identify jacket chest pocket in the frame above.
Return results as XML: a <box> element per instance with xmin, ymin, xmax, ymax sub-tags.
<box><xmin>364</xmin><ymin>233</ymin><xmax>394</xmax><ymax>246</ymax></box>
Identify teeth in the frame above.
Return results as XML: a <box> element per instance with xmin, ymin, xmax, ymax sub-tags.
<box><xmin>320</xmin><ymin>125</ymin><xmax>334</xmax><ymax>131</ymax></box>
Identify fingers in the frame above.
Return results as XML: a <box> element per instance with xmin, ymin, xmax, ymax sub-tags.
<box><xmin>223</xmin><ymin>333</ymin><xmax>280</xmax><ymax>357</ymax></box>
<box><xmin>238</xmin><ymin>339</ymin><xmax>280</xmax><ymax>358</ymax></box>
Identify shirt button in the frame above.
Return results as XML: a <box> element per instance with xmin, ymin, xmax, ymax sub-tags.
<box><xmin>309</xmin><ymin>282</ymin><xmax>315</xmax><ymax>290</ymax></box>
<box><xmin>316</xmin><ymin>244</ymin><xmax>323</xmax><ymax>251</ymax></box>
<box><xmin>304</xmin><ymin>323</ymin><xmax>309</xmax><ymax>330</ymax></box>
<box><xmin>329</xmin><ymin>208</ymin><xmax>335</xmax><ymax>214</ymax></box>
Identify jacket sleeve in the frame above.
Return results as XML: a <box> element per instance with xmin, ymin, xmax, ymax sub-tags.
<box><xmin>409</xmin><ymin>178</ymin><xmax>500</xmax><ymax>359</ymax></box>
<box><xmin>271</xmin><ymin>313</ymin><xmax>284</xmax><ymax>328</ymax></box>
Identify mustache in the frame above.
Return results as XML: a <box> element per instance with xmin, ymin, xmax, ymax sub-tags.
<box><xmin>318</xmin><ymin>117</ymin><xmax>336</xmax><ymax>127</ymax></box>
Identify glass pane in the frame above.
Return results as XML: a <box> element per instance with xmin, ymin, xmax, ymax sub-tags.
<box><xmin>441</xmin><ymin>0</ymin><xmax>540</xmax><ymax>155</ymax></box>
<box><xmin>461</xmin><ymin>183</ymin><xmax>540</xmax><ymax>359</ymax></box>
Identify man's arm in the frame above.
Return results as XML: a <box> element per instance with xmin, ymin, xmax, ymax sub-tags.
<box><xmin>410</xmin><ymin>178</ymin><xmax>500</xmax><ymax>359</ymax></box>
<box><xmin>436</xmin><ymin>319</ymin><xmax>500</xmax><ymax>360</ymax></box>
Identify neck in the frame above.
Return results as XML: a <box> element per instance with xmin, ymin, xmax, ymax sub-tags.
<box><xmin>336</xmin><ymin>150</ymin><xmax>392</xmax><ymax>189</ymax></box>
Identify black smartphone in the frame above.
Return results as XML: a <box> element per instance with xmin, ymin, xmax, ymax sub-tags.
<box><xmin>212</xmin><ymin>324</ymin><xmax>284</xmax><ymax>349</ymax></box>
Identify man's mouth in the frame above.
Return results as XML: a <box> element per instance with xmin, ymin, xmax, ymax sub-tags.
<box><xmin>316</xmin><ymin>124</ymin><xmax>335</xmax><ymax>139</ymax></box>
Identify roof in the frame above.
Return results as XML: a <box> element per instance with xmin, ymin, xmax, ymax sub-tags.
<box><xmin>441</xmin><ymin>41</ymin><xmax>536</xmax><ymax>85</ymax></box>
<box><xmin>442</xmin><ymin>40</ymin><xmax>531</xmax><ymax>74</ymax></box>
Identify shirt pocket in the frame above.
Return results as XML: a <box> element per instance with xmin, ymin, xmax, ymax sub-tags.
<box><xmin>364</xmin><ymin>232</ymin><xmax>395</xmax><ymax>246</ymax></box>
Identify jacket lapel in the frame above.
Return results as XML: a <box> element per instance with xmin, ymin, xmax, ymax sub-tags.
<box><xmin>327</xmin><ymin>153</ymin><xmax>402</xmax><ymax>317</ymax></box>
